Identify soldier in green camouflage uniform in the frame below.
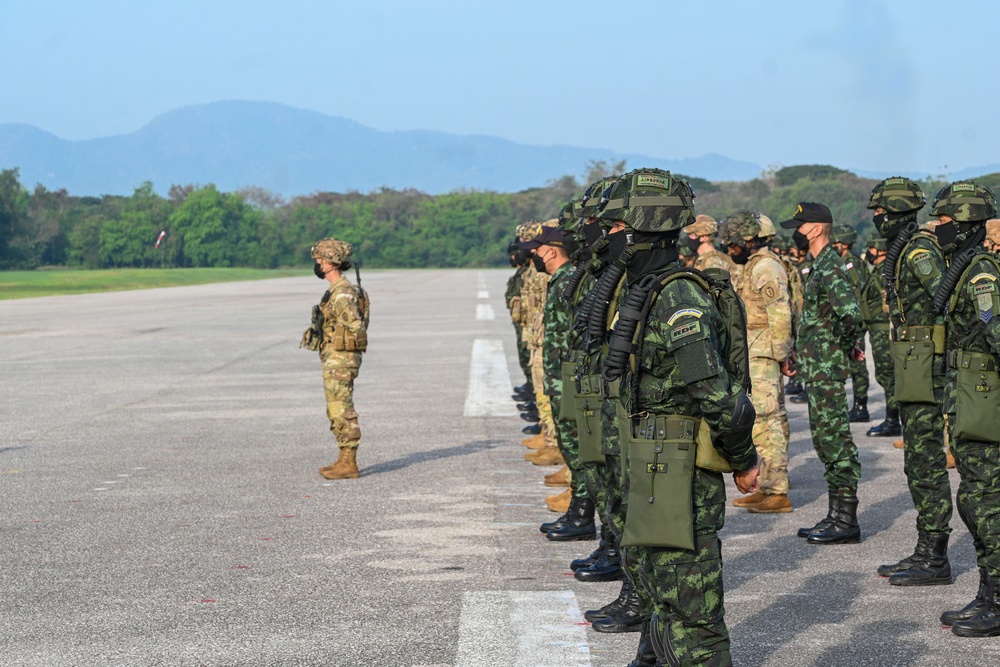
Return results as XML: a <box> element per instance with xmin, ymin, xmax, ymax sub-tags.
<box><xmin>601</xmin><ymin>169</ymin><xmax>760</xmax><ymax>666</ymax></box>
<box><xmin>300</xmin><ymin>238</ymin><xmax>368</xmax><ymax>480</ymax></box>
<box><xmin>861</xmin><ymin>233</ymin><xmax>900</xmax><ymax>437</ymax></box>
<box><xmin>832</xmin><ymin>225</ymin><xmax>872</xmax><ymax>423</ymax></box>
<box><xmin>505</xmin><ymin>235</ymin><xmax>533</xmax><ymax>399</ymax></box>
<box><xmin>867</xmin><ymin>178</ymin><xmax>955</xmax><ymax>585</ymax></box>
<box><xmin>780</xmin><ymin>203</ymin><xmax>864</xmax><ymax>545</ymax></box>
<box><xmin>930</xmin><ymin>182</ymin><xmax>1000</xmax><ymax>636</ymax></box>
<box><xmin>786</xmin><ymin>242</ymin><xmax>811</xmax><ymax>399</ymax></box>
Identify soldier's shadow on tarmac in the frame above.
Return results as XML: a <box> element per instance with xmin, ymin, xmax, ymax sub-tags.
<box><xmin>361</xmin><ymin>439</ymin><xmax>502</xmax><ymax>476</ymax></box>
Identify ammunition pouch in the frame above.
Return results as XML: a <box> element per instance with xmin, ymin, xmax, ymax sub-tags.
<box><xmin>621</xmin><ymin>413</ymin><xmax>698</xmax><ymax>550</ymax></box>
<box><xmin>574</xmin><ymin>373</ymin><xmax>604</xmax><ymax>464</ymax></box>
<box><xmin>951</xmin><ymin>350</ymin><xmax>1000</xmax><ymax>442</ymax></box>
<box><xmin>332</xmin><ymin>324</ymin><xmax>367</xmax><ymax>352</ymax></box>
<box><xmin>299</xmin><ymin>327</ymin><xmax>321</xmax><ymax>351</ymax></box>
<box><xmin>509</xmin><ymin>296</ymin><xmax>522</xmax><ymax>322</ymax></box>
<box><xmin>891</xmin><ymin>326</ymin><xmax>943</xmax><ymax>403</ymax></box>
<box><xmin>898</xmin><ymin>324</ymin><xmax>946</xmax><ymax>355</ymax></box>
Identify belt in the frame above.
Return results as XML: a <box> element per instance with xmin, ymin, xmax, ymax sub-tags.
<box><xmin>948</xmin><ymin>349</ymin><xmax>997</xmax><ymax>372</ymax></box>
<box><xmin>633</xmin><ymin>413</ymin><xmax>699</xmax><ymax>444</ymax></box>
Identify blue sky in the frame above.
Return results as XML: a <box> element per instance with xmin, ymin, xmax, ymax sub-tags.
<box><xmin>2</xmin><ymin>0</ymin><xmax>998</xmax><ymax>177</ymax></box>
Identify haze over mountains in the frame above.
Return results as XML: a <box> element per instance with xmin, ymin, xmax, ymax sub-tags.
<box><xmin>1</xmin><ymin>101</ymin><xmax>997</xmax><ymax>197</ymax></box>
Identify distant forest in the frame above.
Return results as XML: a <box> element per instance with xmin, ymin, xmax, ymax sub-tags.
<box><xmin>2</xmin><ymin>162</ymin><xmax>998</xmax><ymax>270</ymax></box>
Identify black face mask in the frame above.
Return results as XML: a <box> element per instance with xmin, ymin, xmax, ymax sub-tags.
<box><xmin>682</xmin><ymin>234</ymin><xmax>701</xmax><ymax>254</ymax></box>
<box><xmin>872</xmin><ymin>213</ymin><xmax>890</xmax><ymax>237</ymax></box>
<box><xmin>935</xmin><ymin>222</ymin><xmax>959</xmax><ymax>253</ymax></box>
<box><xmin>730</xmin><ymin>247</ymin><xmax>750</xmax><ymax>265</ymax></box>
<box><xmin>792</xmin><ymin>229</ymin><xmax>810</xmax><ymax>252</ymax></box>
<box><xmin>582</xmin><ymin>221</ymin><xmax>604</xmax><ymax>248</ymax></box>
<box><xmin>864</xmin><ymin>250</ymin><xmax>879</xmax><ymax>265</ymax></box>
<box><xmin>607</xmin><ymin>230</ymin><xmax>629</xmax><ymax>263</ymax></box>
<box><xmin>313</xmin><ymin>263</ymin><xmax>327</xmax><ymax>280</ymax></box>
<box><xmin>531</xmin><ymin>251</ymin><xmax>547</xmax><ymax>274</ymax></box>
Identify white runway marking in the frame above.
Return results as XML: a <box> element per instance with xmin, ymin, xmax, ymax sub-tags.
<box><xmin>455</xmin><ymin>591</ymin><xmax>591</xmax><ymax>667</ymax></box>
<box><xmin>476</xmin><ymin>304</ymin><xmax>495</xmax><ymax>320</ymax></box>
<box><xmin>477</xmin><ymin>290</ymin><xmax>490</xmax><ymax>299</ymax></box>
<box><xmin>463</xmin><ymin>339</ymin><xmax>517</xmax><ymax>417</ymax></box>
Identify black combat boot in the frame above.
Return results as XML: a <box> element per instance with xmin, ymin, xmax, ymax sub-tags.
<box><xmin>590</xmin><ymin>583</ymin><xmax>642</xmax><ymax>633</ymax></box>
<box><xmin>807</xmin><ymin>495</ymin><xmax>860</xmax><ymax>545</ymax></box>
<box><xmin>941</xmin><ymin>569</ymin><xmax>990</xmax><ymax>627</ymax></box>
<box><xmin>571</xmin><ymin>525</ymin><xmax>607</xmax><ymax>571</ymax></box>
<box><xmin>584</xmin><ymin>577</ymin><xmax>630</xmax><ymax>622</ymax></box>
<box><xmin>520</xmin><ymin>410</ymin><xmax>540</xmax><ymax>422</ymax></box>
<box><xmin>575</xmin><ymin>531</ymin><xmax>622</xmax><ymax>582</ymax></box>
<box><xmin>789</xmin><ymin>390</ymin><xmax>809</xmax><ymax>404</ymax></box>
<box><xmin>522</xmin><ymin>423</ymin><xmax>542</xmax><ymax>435</ymax></box>
<box><xmin>546</xmin><ymin>495</ymin><xmax>596</xmax><ymax>541</ymax></box>
<box><xmin>848</xmin><ymin>397</ymin><xmax>870</xmax><ymax>422</ymax></box>
<box><xmin>512</xmin><ymin>383</ymin><xmax>532</xmax><ymax>400</ymax></box>
<box><xmin>888</xmin><ymin>532</ymin><xmax>952</xmax><ymax>586</ymax></box>
<box><xmin>877</xmin><ymin>534</ymin><xmax>920</xmax><ymax>577</ymax></box>
<box><xmin>626</xmin><ymin>618</ymin><xmax>659</xmax><ymax>667</ymax></box>
<box><xmin>515</xmin><ymin>401</ymin><xmax>536</xmax><ymax>411</ymax></box>
<box><xmin>797</xmin><ymin>494</ymin><xmax>836</xmax><ymax>538</ymax></box>
<box><xmin>539</xmin><ymin>511</ymin><xmax>569</xmax><ymax>534</ymax></box>
<box><xmin>951</xmin><ymin>577</ymin><xmax>1000</xmax><ymax>637</ymax></box>
<box><xmin>867</xmin><ymin>406</ymin><xmax>901</xmax><ymax>437</ymax></box>
<box><xmin>785</xmin><ymin>379</ymin><xmax>804</xmax><ymax>395</ymax></box>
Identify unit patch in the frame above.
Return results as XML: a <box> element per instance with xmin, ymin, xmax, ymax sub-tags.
<box><xmin>636</xmin><ymin>174</ymin><xmax>670</xmax><ymax>190</ymax></box>
<box><xmin>666</xmin><ymin>308</ymin><xmax>704</xmax><ymax>326</ymax></box>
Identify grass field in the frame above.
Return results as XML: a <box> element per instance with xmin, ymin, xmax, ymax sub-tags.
<box><xmin>0</xmin><ymin>267</ymin><xmax>308</xmax><ymax>300</ymax></box>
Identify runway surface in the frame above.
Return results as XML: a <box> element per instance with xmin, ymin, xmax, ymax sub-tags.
<box><xmin>2</xmin><ymin>268</ymin><xmax>998</xmax><ymax>666</ymax></box>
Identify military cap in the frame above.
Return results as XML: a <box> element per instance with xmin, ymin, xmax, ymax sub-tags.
<box><xmin>779</xmin><ymin>202</ymin><xmax>833</xmax><ymax>228</ymax></box>
<box><xmin>311</xmin><ymin>238</ymin><xmax>352</xmax><ymax>264</ymax></box>
<box><xmin>519</xmin><ymin>225</ymin><xmax>567</xmax><ymax>250</ymax></box>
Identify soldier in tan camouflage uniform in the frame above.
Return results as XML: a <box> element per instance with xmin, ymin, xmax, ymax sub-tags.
<box><xmin>682</xmin><ymin>214</ymin><xmax>738</xmax><ymax>274</ymax></box>
<box><xmin>986</xmin><ymin>219</ymin><xmax>1000</xmax><ymax>256</ymax></box>
<box><xmin>721</xmin><ymin>210</ymin><xmax>795</xmax><ymax>513</ymax></box>
<box><xmin>300</xmin><ymin>238</ymin><xmax>369</xmax><ymax>480</ymax></box>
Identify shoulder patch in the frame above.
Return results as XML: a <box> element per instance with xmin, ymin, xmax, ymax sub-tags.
<box><xmin>911</xmin><ymin>250</ymin><xmax>934</xmax><ymax>277</ymax></box>
<box><xmin>666</xmin><ymin>308</ymin><xmax>704</xmax><ymax>326</ymax></box>
<box><xmin>971</xmin><ymin>273</ymin><xmax>998</xmax><ymax>323</ymax></box>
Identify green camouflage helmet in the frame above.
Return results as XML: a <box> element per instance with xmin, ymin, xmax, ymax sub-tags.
<box><xmin>596</xmin><ymin>168</ymin><xmax>695</xmax><ymax>232</ymax></box>
<box><xmin>931</xmin><ymin>181</ymin><xmax>998</xmax><ymax>223</ymax></box>
<box><xmin>579</xmin><ymin>177</ymin><xmax>618</xmax><ymax>220</ymax></box>
<box><xmin>311</xmin><ymin>238</ymin><xmax>352</xmax><ymax>264</ymax></box>
<box><xmin>868</xmin><ymin>176</ymin><xmax>926</xmax><ymax>213</ymax></box>
<box><xmin>719</xmin><ymin>209</ymin><xmax>776</xmax><ymax>246</ymax></box>
<box><xmin>831</xmin><ymin>224</ymin><xmax>857</xmax><ymax>246</ymax></box>
<box><xmin>558</xmin><ymin>200</ymin><xmax>580</xmax><ymax>233</ymax></box>
<box><xmin>866</xmin><ymin>232</ymin><xmax>886</xmax><ymax>251</ymax></box>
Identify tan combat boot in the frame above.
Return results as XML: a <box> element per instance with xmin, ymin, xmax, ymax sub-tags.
<box><xmin>521</xmin><ymin>433</ymin><xmax>547</xmax><ymax>449</ymax></box>
<box><xmin>733</xmin><ymin>490</ymin><xmax>767</xmax><ymax>508</ymax></box>
<box><xmin>946</xmin><ymin>444</ymin><xmax>956</xmax><ymax>469</ymax></box>
<box><xmin>546</xmin><ymin>488</ymin><xmax>571</xmax><ymax>513</ymax></box>
<box><xmin>544</xmin><ymin>465</ymin><xmax>570</xmax><ymax>487</ymax></box>
<box><xmin>526</xmin><ymin>446</ymin><xmax>564</xmax><ymax>466</ymax></box>
<box><xmin>893</xmin><ymin>439</ymin><xmax>905</xmax><ymax>449</ymax></box>
<box><xmin>319</xmin><ymin>448</ymin><xmax>359</xmax><ymax>480</ymax></box>
<box><xmin>747</xmin><ymin>494</ymin><xmax>793</xmax><ymax>514</ymax></box>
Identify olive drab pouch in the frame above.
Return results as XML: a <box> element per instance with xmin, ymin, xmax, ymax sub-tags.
<box><xmin>694</xmin><ymin>418</ymin><xmax>733</xmax><ymax>473</ymax></box>
<box><xmin>559</xmin><ymin>354</ymin><xmax>581</xmax><ymax>421</ymax></box>
<box><xmin>892</xmin><ymin>326</ymin><xmax>936</xmax><ymax>403</ymax></box>
<box><xmin>621</xmin><ymin>414</ymin><xmax>697</xmax><ymax>550</ymax></box>
<box><xmin>575</xmin><ymin>373</ymin><xmax>603</xmax><ymax>463</ymax></box>
<box><xmin>953</xmin><ymin>351</ymin><xmax>1000</xmax><ymax>442</ymax></box>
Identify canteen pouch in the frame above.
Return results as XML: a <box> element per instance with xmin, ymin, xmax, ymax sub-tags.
<box><xmin>621</xmin><ymin>414</ymin><xmax>697</xmax><ymax>550</ymax></box>
<box><xmin>575</xmin><ymin>373</ymin><xmax>603</xmax><ymax>464</ymax></box>
<box><xmin>954</xmin><ymin>355</ymin><xmax>1000</xmax><ymax>442</ymax></box>
<box><xmin>892</xmin><ymin>339</ymin><xmax>935</xmax><ymax>403</ymax></box>
<box><xmin>694</xmin><ymin>418</ymin><xmax>733</xmax><ymax>473</ymax></box>
<box><xmin>559</xmin><ymin>359</ymin><xmax>578</xmax><ymax>421</ymax></box>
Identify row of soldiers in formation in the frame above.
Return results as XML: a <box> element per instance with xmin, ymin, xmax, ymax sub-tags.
<box><xmin>503</xmin><ymin>170</ymin><xmax>1000</xmax><ymax>666</ymax></box>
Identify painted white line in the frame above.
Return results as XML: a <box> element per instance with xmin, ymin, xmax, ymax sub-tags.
<box><xmin>477</xmin><ymin>271</ymin><xmax>487</xmax><ymax>290</ymax></box>
<box><xmin>463</xmin><ymin>339</ymin><xmax>517</xmax><ymax>417</ymax></box>
<box><xmin>455</xmin><ymin>590</ymin><xmax>591</xmax><ymax>667</ymax></box>
<box><xmin>476</xmin><ymin>304</ymin><xmax>495</xmax><ymax>321</ymax></box>
<box><xmin>477</xmin><ymin>290</ymin><xmax>490</xmax><ymax>299</ymax></box>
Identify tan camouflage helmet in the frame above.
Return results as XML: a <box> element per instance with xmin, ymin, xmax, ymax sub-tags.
<box><xmin>311</xmin><ymin>238</ymin><xmax>353</xmax><ymax>265</ymax></box>
<box><xmin>719</xmin><ymin>209</ymin><xmax>776</xmax><ymax>245</ymax></box>
<box><xmin>683</xmin><ymin>214</ymin><xmax>718</xmax><ymax>238</ymax></box>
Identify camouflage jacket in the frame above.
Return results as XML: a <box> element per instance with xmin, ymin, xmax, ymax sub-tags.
<box><xmin>522</xmin><ymin>265</ymin><xmax>550</xmax><ymax>346</ymax></box>
<box><xmin>694</xmin><ymin>248</ymin><xmax>737</xmax><ymax>275</ymax></box>
<box><xmin>621</xmin><ymin>265</ymin><xmax>757</xmax><ymax>471</ymax></box>
<box><xmin>566</xmin><ymin>270</ymin><xmax>596</xmax><ymax>355</ymax></box>
<box><xmin>542</xmin><ymin>262</ymin><xmax>576</xmax><ymax>396</ymax></box>
<box><xmin>890</xmin><ymin>233</ymin><xmax>945</xmax><ymax>331</ymax></box>
<box><xmin>506</xmin><ymin>265</ymin><xmax>526</xmax><ymax>312</ymax></box>
<box><xmin>734</xmin><ymin>248</ymin><xmax>793</xmax><ymax>362</ymax></box>
<box><xmin>796</xmin><ymin>244</ymin><xmax>862</xmax><ymax>382</ymax></box>
<box><xmin>319</xmin><ymin>276</ymin><xmax>366</xmax><ymax>368</ymax></box>
<box><xmin>859</xmin><ymin>258</ymin><xmax>889</xmax><ymax>325</ymax></box>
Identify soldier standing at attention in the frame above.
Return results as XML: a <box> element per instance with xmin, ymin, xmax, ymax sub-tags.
<box><xmin>860</xmin><ymin>233</ymin><xmax>901</xmax><ymax>438</ymax></box>
<box><xmin>720</xmin><ymin>210</ymin><xmax>795</xmax><ymax>514</ymax></box>
<box><xmin>930</xmin><ymin>182</ymin><xmax>1000</xmax><ymax>637</ymax></box>
<box><xmin>300</xmin><ymin>238</ymin><xmax>368</xmax><ymax>480</ymax></box>
<box><xmin>682</xmin><ymin>214</ymin><xmax>737</xmax><ymax>274</ymax></box>
<box><xmin>831</xmin><ymin>225</ymin><xmax>872</xmax><ymax>423</ymax></box>
<box><xmin>780</xmin><ymin>203</ymin><xmax>864</xmax><ymax>545</ymax></box>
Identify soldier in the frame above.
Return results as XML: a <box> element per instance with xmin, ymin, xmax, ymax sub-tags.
<box><xmin>780</xmin><ymin>203</ymin><xmax>865</xmax><ymax>544</ymax></box>
<box><xmin>682</xmin><ymin>214</ymin><xmax>737</xmax><ymax>273</ymax></box>
<box><xmin>601</xmin><ymin>169</ymin><xmax>760</xmax><ymax>666</ymax></box>
<box><xmin>831</xmin><ymin>225</ymin><xmax>872</xmax><ymax>423</ymax></box>
<box><xmin>784</xmin><ymin>240</ymin><xmax>809</xmax><ymax>399</ymax></box>
<box><xmin>720</xmin><ymin>210</ymin><xmax>795</xmax><ymax>513</ymax></box>
<box><xmin>930</xmin><ymin>182</ymin><xmax>1000</xmax><ymax>637</ymax></box>
<box><xmin>300</xmin><ymin>238</ymin><xmax>368</xmax><ymax>480</ymax></box>
<box><xmin>868</xmin><ymin>177</ymin><xmax>955</xmax><ymax>585</ymax></box>
<box><xmin>678</xmin><ymin>241</ymin><xmax>696</xmax><ymax>268</ymax></box>
<box><xmin>860</xmin><ymin>233</ymin><xmax>900</xmax><ymax>437</ymax></box>
<box><xmin>985</xmin><ymin>218</ymin><xmax>1000</xmax><ymax>255</ymax></box>
<box><xmin>506</xmin><ymin>234</ymin><xmax>538</xmax><ymax>426</ymax></box>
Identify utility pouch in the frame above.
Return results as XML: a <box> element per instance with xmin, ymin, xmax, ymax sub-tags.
<box><xmin>892</xmin><ymin>339</ymin><xmax>935</xmax><ymax>403</ymax></box>
<box><xmin>559</xmin><ymin>356</ymin><xmax>580</xmax><ymax>421</ymax></box>
<box><xmin>299</xmin><ymin>327</ymin><xmax>320</xmax><ymax>351</ymax></box>
<box><xmin>510</xmin><ymin>296</ymin><xmax>521</xmax><ymax>322</ymax></box>
<box><xmin>621</xmin><ymin>414</ymin><xmax>697</xmax><ymax>550</ymax></box>
<box><xmin>694</xmin><ymin>418</ymin><xmax>733</xmax><ymax>473</ymax></box>
<box><xmin>953</xmin><ymin>351</ymin><xmax>1000</xmax><ymax>442</ymax></box>
<box><xmin>575</xmin><ymin>373</ymin><xmax>603</xmax><ymax>463</ymax></box>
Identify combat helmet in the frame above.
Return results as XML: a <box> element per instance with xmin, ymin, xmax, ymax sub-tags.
<box><xmin>869</xmin><ymin>177</ymin><xmax>926</xmax><ymax>237</ymax></box>
<box><xmin>931</xmin><ymin>181</ymin><xmax>997</xmax><ymax>223</ymax></box>
<box><xmin>865</xmin><ymin>232</ymin><xmax>886</xmax><ymax>252</ymax></box>
<box><xmin>311</xmin><ymin>238</ymin><xmax>353</xmax><ymax>266</ymax></box>
<box><xmin>831</xmin><ymin>225</ymin><xmax>858</xmax><ymax>246</ymax></box>
<box><xmin>720</xmin><ymin>209</ymin><xmax>776</xmax><ymax>246</ymax></box>
<box><xmin>596</xmin><ymin>168</ymin><xmax>695</xmax><ymax>232</ymax></box>
<box><xmin>579</xmin><ymin>176</ymin><xmax>619</xmax><ymax>221</ymax></box>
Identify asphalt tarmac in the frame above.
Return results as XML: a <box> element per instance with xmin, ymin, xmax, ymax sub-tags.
<box><xmin>2</xmin><ymin>268</ymin><xmax>998</xmax><ymax>666</ymax></box>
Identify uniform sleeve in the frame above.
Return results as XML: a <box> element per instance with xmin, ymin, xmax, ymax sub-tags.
<box><xmin>755</xmin><ymin>258</ymin><xmax>794</xmax><ymax>360</ymax></box>
<box><xmin>333</xmin><ymin>285</ymin><xmax>366</xmax><ymax>335</ymax></box>
<box><xmin>907</xmin><ymin>242</ymin><xmax>945</xmax><ymax>303</ymax></box>
<box><xmin>970</xmin><ymin>259</ymin><xmax>1000</xmax><ymax>356</ymax></box>
<box><xmin>829</xmin><ymin>262</ymin><xmax>862</xmax><ymax>349</ymax></box>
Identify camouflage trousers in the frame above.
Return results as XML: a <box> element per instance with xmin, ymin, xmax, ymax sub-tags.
<box><xmin>634</xmin><ymin>470</ymin><xmax>732</xmax><ymax>667</ymax></box>
<box><xmin>515</xmin><ymin>323</ymin><xmax>531</xmax><ymax>384</ymax></box>
<box><xmin>529</xmin><ymin>347</ymin><xmax>557</xmax><ymax>447</ymax></box>
<box><xmin>322</xmin><ymin>364</ymin><xmax>361</xmax><ymax>449</ymax></box>
<box><xmin>749</xmin><ymin>357</ymin><xmax>790</xmax><ymax>495</ymax></box>
<box><xmin>848</xmin><ymin>344</ymin><xmax>870</xmax><ymax>404</ymax></box>
<box><xmin>949</xmin><ymin>428</ymin><xmax>1000</xmax><ymax>578</ymax></box>
<box><xmin>805</xmin><ymin>379</ymin><xmax>860</xmax><ymax>496</ymax></box>
<box><xmin>869</xmin><ymin>322</ymin><xmax>896</xmax><ymax>412</ymax></box>
<box><xmin>550</xmin><ymin>388</ymin><xmax>585</xmax><ymax>498</ymax></box>
<box><xmin>899</xmin><ymin>399</ymin><xmax>952</xmax><ymax>535</ymax></box>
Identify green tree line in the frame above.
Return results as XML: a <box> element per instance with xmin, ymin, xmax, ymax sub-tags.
<box><xmin>2</xmin><ymin>163</ymin><xmax>998</xmax><ymax>271</ymax></box>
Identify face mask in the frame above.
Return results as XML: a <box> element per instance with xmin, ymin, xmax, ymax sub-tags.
<box><xmin>872</xmin><ymin>213</ymin><xmax>890</xmax><ymax>237</ymax></box>
<box><xmin>607</xmin><ymin>230</ymin><xmax>629</xmax><ymax>263</ymax></box>
<box><xmin>864</xmin><ymin>250</ymin><xmax>879</xmax><ymax>265</ymax></box>
<box><xmin>682</xmin><ymin>234</ymin><xmax>701</xmax><ymax>253</ymax></box>
<box><xmin>531</xmin><ymin>249</ymin><xmax>548</xmax><ymax>273</ymax></box>
<box><xmin>508</xmin><ymin>254</ymin><xmax>518</xmax><ymax>268</ymax></box>
<box><xmin>792</xmin><ymin>229</ymin><xmax>810</xmax><ymax>252</ymax></box>
<box><xmin>582</xmin><ymin>221</ymin><xmax>604</xmax><ymax>248</ymax></box>
<box><xmin>313</xmin><ymin>263</ymin><xmax>327</xmax><ymax>280</ymax></box>
<box><xmin>730</xmin><ymin>246</ymin><xmax>749</xmax><ymax>265</ymax></box>
<box><xmin>935</xmin><ymin>222</ymin><xmax>958</xmax><ymax>253</ymax></box>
